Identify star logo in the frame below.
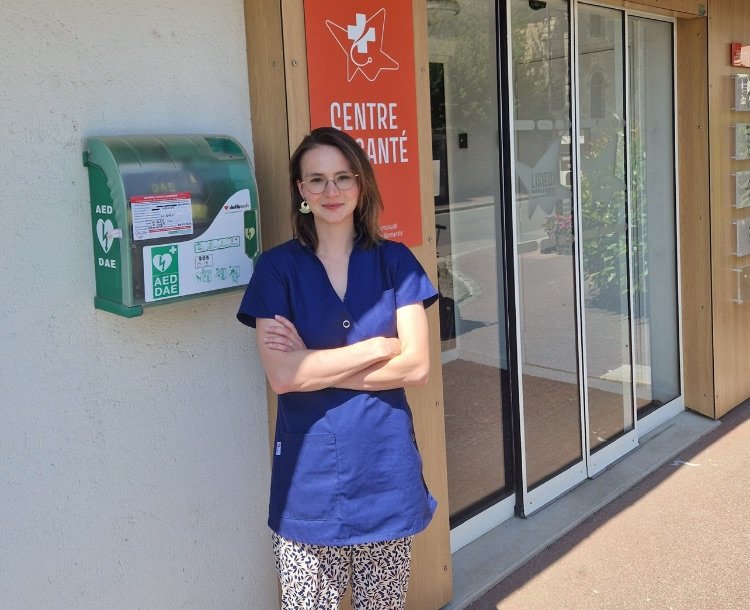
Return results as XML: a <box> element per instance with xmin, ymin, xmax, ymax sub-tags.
<box><xmin>326</xmin><ymin>10</ymin><xmax>399</xmax><ymax>82</ymax></box>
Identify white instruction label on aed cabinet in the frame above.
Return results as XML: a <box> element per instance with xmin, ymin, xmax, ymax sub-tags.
<box><xmin>131</xmin><ymin>192</ymin><xmax>194</xmax><ymax>241</ymax></box>
<box><xmin>142</xmin><ymin>189</ymin><xmax>254</xmax><ymax>302</ymax></box>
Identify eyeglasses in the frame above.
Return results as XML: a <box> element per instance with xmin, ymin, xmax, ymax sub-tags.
<box><xmin>300</xmin><ymin>171</ymin><xmax>358</xmax><ymax>194</ymax></box>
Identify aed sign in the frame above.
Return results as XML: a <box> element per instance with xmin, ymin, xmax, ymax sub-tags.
<box><xmin>94</xmin><ymin>204</ymin><xmax>122</xmax><ymax>271</ymax></box>
<box><xmin>304</xmin><ymin>0</ymin><xmax>422</xmax><ymax>246</ymax></box>
<box><xmin>149</xmin><ymin>244</ymin><xmax>180</xmax><ymax>300</ymax></box>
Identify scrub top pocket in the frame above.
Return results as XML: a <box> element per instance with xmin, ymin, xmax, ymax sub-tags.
<box><xmin>270</xmin><ymin>432</ymin><xmax>342</xmax><ymax>522</ymax></box>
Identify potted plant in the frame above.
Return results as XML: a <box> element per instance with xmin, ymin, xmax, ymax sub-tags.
<box><xmin>542</xmin><ymin>212</ymin><xmax>573</xmax><ymax>253</ymax></box>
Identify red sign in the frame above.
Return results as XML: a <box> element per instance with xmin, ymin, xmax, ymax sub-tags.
<box><xmin>732</xmin><ymin>42</ymin><xmax>750</xmax><ymax>68</ymax></box>
<box><xmin>304</xmin><ymin>0</ymin><xmax>423</xmax><ymax>246</ymax></box>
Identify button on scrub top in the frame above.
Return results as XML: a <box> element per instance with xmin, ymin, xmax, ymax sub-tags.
<box><xmin>237</xmin><ymin>238</ymin><xmax>438</xmax><ymax>546</ymax></box>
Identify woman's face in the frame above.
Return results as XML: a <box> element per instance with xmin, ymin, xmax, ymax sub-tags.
<box><xmin>297</xmin><ymin>145</ymin><xmax>360</xmax><ymax>230</ymax></box>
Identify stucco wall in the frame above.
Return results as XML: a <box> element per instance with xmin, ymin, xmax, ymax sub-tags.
<box><xmin>0</xmin><ymin>2</ymin><xmax>276</xmax><ymax>608</ymax></box>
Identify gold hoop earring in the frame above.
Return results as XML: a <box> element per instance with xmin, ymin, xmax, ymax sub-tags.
<box><xmin>299</xmin><ymin>200</ymin><xmax>311</xmax><ymax>214</ymax></box>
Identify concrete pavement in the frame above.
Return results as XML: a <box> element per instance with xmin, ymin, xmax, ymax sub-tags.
<box><xmin>465</xmin><ymin>401</ymin><xmax>750</xmax><ymax>609</ymax></box>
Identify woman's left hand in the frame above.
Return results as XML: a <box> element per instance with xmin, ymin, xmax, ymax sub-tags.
<box><xmin>261</xmin><ymin>315</ymin><xmax>306</xmax><ymax>352</ymax></box>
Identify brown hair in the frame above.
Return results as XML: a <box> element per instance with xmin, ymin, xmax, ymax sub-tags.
<box><xmin>289</xmin><ymin>127</ymin><xmax>383</xmax><ymax>250</ymax></box>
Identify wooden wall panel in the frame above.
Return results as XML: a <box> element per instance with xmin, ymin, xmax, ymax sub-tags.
<box><xmin>244</xmin><ymin>0</ymin><xmax>288</xmax><ymax>483</ymax></box>
<box><xmin>677</xmin><ymin>16</ymin><xmax>714</xmax><ymax>416</ymax></box>
<box><xmin>245</xmin><ymin>0</ymin><xmax>292</xmax><ymax>249</ymax></box>
<box><xmin>280</xmin><ymin>0</ymin><xmax>310</xmax><ymax>148</ymax></box>
<box><xmin>707</xmin><ymin>0</ymin><xmax>750</xmax><ymax>417</ymax></box>
<box><xmin>407</xmin><ymin>4</ymin><xmax>453</xmax><ymax>608</ymax></box>
<box><xmin>245</xmin><ymin>1</ymin><xmax>452</xmax><ymax>608</ymax></box>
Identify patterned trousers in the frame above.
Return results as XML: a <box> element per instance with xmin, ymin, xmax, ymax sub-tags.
<box><xmin>271</xmin><ymin>532</ymin><xmax>414</xmax><ymax>610</ymax></box>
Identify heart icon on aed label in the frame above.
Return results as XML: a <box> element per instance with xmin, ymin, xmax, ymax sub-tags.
<box><xmin>245</xmin><ymin>227</ymin><xmax>256</xmax><ymax>241</ymax></box>
<box><xmin>153</xmin><ymin>253</ymin><xmax>173</xmax><ymax>273</ymax></box>
<box><xmin>96</xmin><ymin>219</ymin><xmax>114</xmax><ymax>253</ymax></box>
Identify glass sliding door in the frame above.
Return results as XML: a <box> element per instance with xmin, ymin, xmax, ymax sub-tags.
<box><xmin>507</xmin><ymin>0</ymin><xmax>681</xmax><ymax>514</ymax></box>
<box><xmin>509</xmin><ymin>0</ymin><xmax>586</xmax><ymax>509</ymax></box>
<box><xmin>428</xmin><ymin>0</ymin><xmax>514</xmax><ymax>547</ymax></box>
<box><xmin>578</xmin><ymin>4</ymin><xmax>637</xmax><ymax>473</ymax></box>
<box><xmin>425</xmin><ymin>0</ymin><xmax>682</xmax><ymax>542</ymax></box>
<box><xmin>628</xmin><ymin>16</ymin><xmax>681</xmax><ymax>420</ymax></box>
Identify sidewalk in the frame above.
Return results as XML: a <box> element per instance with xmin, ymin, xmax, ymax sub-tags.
<box><xmin>465</xmin><ymin>401</ymin><xmax>750</xmax><ymax>609</ymax></box>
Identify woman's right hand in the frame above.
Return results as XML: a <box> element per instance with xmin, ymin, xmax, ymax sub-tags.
<box><xmin>261</xmin><ymin>315</ymin><xmax>306</xmax><ymax>353</ymax></box>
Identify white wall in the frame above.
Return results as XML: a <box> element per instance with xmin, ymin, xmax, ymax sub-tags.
<box><xmin>0</xmin><ymin>2</ymin><xmax>277</xmax><ymax>608</ymax></box>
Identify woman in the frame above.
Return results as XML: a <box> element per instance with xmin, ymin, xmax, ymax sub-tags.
<box><xmin>237</xmin><ymin>127</ymin><xmax>437</xmax><ymax>609</ymax></box>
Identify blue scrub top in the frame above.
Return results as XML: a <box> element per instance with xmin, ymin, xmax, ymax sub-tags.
<box><xmin>237</xmin><ymin>238</ymin><xmax>438</xmax><ymax>546</ymax></box>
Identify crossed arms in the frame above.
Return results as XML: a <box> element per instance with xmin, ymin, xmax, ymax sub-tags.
<box><xmin>255</xmin><ymin>303</ymin><xmax>430</xmax><ymax>394</ymax></box>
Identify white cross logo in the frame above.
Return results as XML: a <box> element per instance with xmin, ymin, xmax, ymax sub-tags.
<box><xmin>327</xmin><ymin>10</ymin><xmax>399</xmax><ymax>82</ymax></box>
<box><xmin>347</xmin><ymin>13</ymin><xmax>375</xmax><ymax>53</ymax></box>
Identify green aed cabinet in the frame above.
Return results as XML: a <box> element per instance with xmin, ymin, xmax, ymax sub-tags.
<box><xmin>83</xmin><ymin>135</ymin><xmax>260</xmax><ymax>317</ymax></box>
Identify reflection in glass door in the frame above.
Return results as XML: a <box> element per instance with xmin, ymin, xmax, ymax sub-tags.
<box><xmin>428</xmin><ymin>0</ymin><xmax>514</xmax><ymax>547</ymax></box>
